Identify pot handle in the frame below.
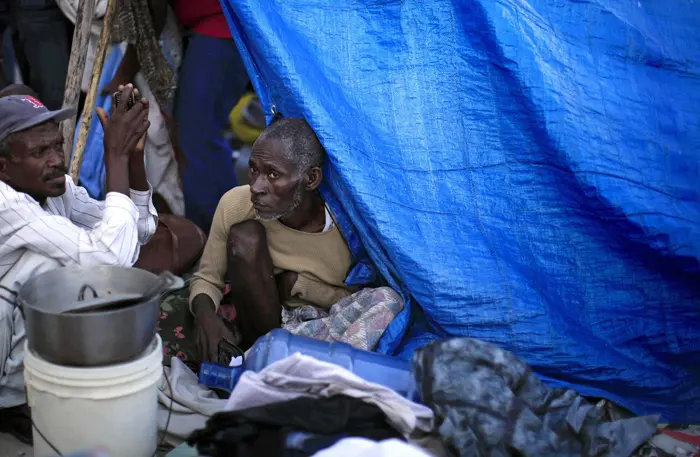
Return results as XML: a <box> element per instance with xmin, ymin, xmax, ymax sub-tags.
<box><xmin>147</xmin><ymin>271</ymin><xmax>183</xmax><ymax>299</ymax></box>
<box><xmin>77</xmin><ymin>284</ymin><xmax>99</xmax><ymax>301</ymax></box>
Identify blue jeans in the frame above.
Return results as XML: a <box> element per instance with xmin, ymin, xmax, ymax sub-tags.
<box><xmin>11</xmin><ymin>0</ymin><xmax>72</xmax><ymax>109</ymax></box>
<box><xmin>176</xmin><ymin>33</ymin><xmax>249</xmax><ymax>233</ymax></box>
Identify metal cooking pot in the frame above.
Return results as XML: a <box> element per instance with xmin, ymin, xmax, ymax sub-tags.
<box><xmin>18</xmin><ymin>266</ymin><xmax>180</xmax><ymax>367</ymax></box>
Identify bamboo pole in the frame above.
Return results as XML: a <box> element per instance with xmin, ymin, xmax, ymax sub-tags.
<box><xmin>61</xmin><ymin>0</ymin><xmax>97</xmax><ymax>167</ymax></box>
<box><xmin>69</xmin><ymin>0</ymin><xmax>117</xmax><ymax>183</ymax></box>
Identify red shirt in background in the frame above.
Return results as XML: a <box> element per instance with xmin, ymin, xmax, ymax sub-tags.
<box><xmin>173</xmin><ymin>0</ymin><xmax>231</xmax><ymax>39</ymax></box>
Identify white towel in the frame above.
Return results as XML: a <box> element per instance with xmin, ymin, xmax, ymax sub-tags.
<box><xmin>311</xmin><ymin>438</ymin><xmax>431</xmax><ymax>457</ymax></box>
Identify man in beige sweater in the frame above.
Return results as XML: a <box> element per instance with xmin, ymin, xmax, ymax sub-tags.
<box><xmin>190</xmin><ymin>116</ymin><xmax>403</xmax><ymax>362</ymax></box>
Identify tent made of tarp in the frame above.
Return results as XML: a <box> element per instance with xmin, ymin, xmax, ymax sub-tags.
<box><xmin>221</xmin><ymin>0</ymin><xmax>700</xmax><ymax>422</ymax></box>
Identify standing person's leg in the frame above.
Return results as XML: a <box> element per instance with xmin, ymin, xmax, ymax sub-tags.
<box><xmin>11</xmin><ymin>0</ymin><xmax>72</xmax><ymax>109</ymax></box>
<box><xmin>176</xmin><ymin>33</ymin><xmax>249</xmax><ymax>233</ymax></box>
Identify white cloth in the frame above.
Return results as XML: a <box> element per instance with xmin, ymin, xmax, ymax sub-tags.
<box><xmin>312</xmin><ymin>438</ymin><xmax>431</xmax><ymax>457</ymax></box>
<box><xmin>226</xmin><ymin>353</ymin><xmax>434</xmax><ymax>436</ymax></box>
<box><xmin>0</xmin><ymin>175</ymin><xmax>157</xmax><ymax>407</ymax></box>
<box><xmin>157</xmin><ymin>358</ymin><xmax>228</xmax><ymax>446</ymax></box>
<box><xmin>135</xmin><ymin>9</ymin><xmax>185</xmax><ymax>215</ymax></box>
<box><xmin>322</xmin><ymin>207</ymin><xmax>335</xmax><ymax>233</ymax></box>
<box><xmin>54</xmin><ymin>0</ymin><xmax>108</xmax><ymax>32</ymax></box>
<box><xmin>135</xmin><ymin>70</ymin><xmax>185</xmax><ymax>216</ymax></box>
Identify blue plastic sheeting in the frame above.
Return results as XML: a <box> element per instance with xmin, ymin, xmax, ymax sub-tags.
<box><xmin>71</xmin><ymin>46</ymin><xmax>124</xmax><ymax>199</ymax></box>
<box><xmin>220</xmin><ymin>0</ymin><xmax>700</xmax><ymax>422</ymax></box>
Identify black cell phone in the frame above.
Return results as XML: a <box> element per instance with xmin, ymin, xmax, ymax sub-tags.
<box><xmin>218</xmin><ymin>339</ymin><xmax>244</xmax><ymax>366</ymax></box>
<box><xmin>113</xmin><ymin>91</ymin><xmax>138</xmax><ymax>110</ymax></box>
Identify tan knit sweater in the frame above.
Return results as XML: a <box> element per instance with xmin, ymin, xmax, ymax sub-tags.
<box><xmin>189</xmin><ymin>186</ymin><xmax>353</xmax><ymax>311</ymax></box>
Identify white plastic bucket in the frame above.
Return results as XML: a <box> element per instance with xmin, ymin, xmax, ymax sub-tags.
<box><xmin>24</xmin><ymin>335</ymin><xmax>163</xmax><ymax>457</ymax></box>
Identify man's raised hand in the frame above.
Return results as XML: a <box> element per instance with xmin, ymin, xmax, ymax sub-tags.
<box><xmin>95</xmin><ymin>84</ymin><xmax>150</xmax><ymax>162</ymax></box>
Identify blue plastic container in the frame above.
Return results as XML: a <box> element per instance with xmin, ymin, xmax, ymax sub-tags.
<box><xmin>199</xmin><ymin>329</ymin><xmax>417</xmax><ymax>399</ymax></box>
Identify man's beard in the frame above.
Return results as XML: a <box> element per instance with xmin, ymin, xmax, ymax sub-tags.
<box><xmin>255</xmin><ymin>182</ymin><xmax>304</xmax><ymax>221</ymax></box>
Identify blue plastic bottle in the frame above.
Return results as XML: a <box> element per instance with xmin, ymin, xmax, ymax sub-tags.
<box><xmin>199</xmin><ymin>329</ymin><xmax>418</xmax><ymax>400</ymax></box>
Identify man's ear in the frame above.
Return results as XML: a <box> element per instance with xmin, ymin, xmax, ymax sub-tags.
<box><xmin>306</xmin><ymin>167</ymin><xmax>323</xmax><ymax>191</ymax></box>
<box><xmin>0</xmin><ymin>157</ymin><xmax>10</xmax><ymax>182</ymax></box>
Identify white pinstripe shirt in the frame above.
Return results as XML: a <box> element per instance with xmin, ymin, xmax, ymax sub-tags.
<box><xmin>0</xmin><ymin>175</ymin><xmax>158</xmax><ymax>305</ymax></box>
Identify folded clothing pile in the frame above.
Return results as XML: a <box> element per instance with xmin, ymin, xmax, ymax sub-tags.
<box><xmin>187</xmin><ymin>353</ymin><xmax>435</xmax><ymax>457</ymax></box>
<box><xmin>185</xmin><ymin>338</ymin><xmax>662</xmax><ymax>457</ymax></box>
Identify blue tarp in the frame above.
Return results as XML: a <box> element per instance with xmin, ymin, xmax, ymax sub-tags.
<box><xmin>219</xmin><ymin>1</ymin><xmax>700</xmax><ymax>422</ymax></box>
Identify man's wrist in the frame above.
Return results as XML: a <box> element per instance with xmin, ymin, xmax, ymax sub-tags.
<box><xmin>192</xmin><ymin>295</ymin><xmax>217</xmax><ymax>318</ymax></box>
<box><xmin>105</xmin><ymin>154</ymin><xmax>130</xmax><ymax>167</ymax></box>
<box><xmin>130</xmin><ymin>151</ymin><xmax>145</xmax><ymax>163</ymax></box>
<box><xmin>104</xmin><ymin>155</ymin><xmax>131</xmax><ymax>196</ymax></box>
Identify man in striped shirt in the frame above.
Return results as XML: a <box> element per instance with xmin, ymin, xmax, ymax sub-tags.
<box><xmin>0</xmin><ymin>85</ymin><xmax>158</xmax><ymax>442</ymax></box>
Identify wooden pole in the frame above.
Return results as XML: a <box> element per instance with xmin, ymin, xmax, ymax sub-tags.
<box><xmin>61</xmin><ymin>0</ymin><xmax>97</xmax><ymax>167</ymax></box>
<box><xmin>69</xmin><ymin>0</ymin><xmax>117</xmax><ymax>183</ymax></box>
